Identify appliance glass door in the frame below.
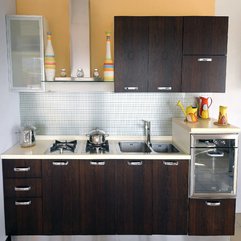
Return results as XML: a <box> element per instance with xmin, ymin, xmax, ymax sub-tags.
<box><xmin>192</xmin><ymin>146</ymin><xmax>236</xmax><ymax>196</ymax></box>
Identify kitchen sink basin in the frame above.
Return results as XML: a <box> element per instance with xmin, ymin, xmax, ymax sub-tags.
<box><xmin>151</xmin><ymin>143</ymin><xmax>179</xmax><ymax>153</ymax></box>
<box><xmin>119</xmin><ymin>142</ymin><xmax>152</xmax><ymax>153</ymax></box>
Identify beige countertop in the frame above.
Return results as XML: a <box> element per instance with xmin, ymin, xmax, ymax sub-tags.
<box><xmin>0</xmin><ymin>136</ymin><xmax>190</xmax><ymax>160</ymax></box>
<box><xmin>172</xmin><ymin>117</ymin><xmax>241</xmax><ymax>134</ymax></box>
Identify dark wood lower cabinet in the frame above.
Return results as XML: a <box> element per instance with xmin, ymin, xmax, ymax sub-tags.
<box><xmin>189</xmin><ymin>199</ymin><xmax>236</xmax><ymax>235</ymax></box>
<box><xmin>116</xmin><ymin>160</ymin><xmax>152</xmax><ymax>234</ymax></box>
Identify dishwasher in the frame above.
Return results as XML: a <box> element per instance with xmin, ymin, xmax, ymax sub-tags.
<box><xmin>190</xmin><ymin>134</ymin><xmax>239</xmax><ymax>198</ymax></box>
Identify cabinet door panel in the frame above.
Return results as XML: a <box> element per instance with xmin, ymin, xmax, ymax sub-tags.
<box><xmin>116</xmin><ymin>160</ymin><xmax>152</xmax><ymax>234</ymax></box>
<box><xmin>182</xmin><ymin>56</ymin><xmax>226</xmax><ymax>92</ymax></box>
<box><xmin>148</xmin><ymin>17</ymin><xmax>182</xmax><ymax>92</ymax></box>
<box><xmin>42</xmin><ymin>160</ymin><xmax>80</xmax><ymax>234</ymax></box>
<box><xmin>183</xmin><ymin>16</ymin><xmax>228</xmax><ymax>55</ymax></box>
<box><xmin>114</xmin><ymin>17</ymin><xmax>149</xmax><ymax>92</ymax></box>
<box><xmin>189</xmin><ymin>199</ymin><xmax>235</xmax><ymax>235</ymax></box>
<box><xmin>79</xmin><ymin>160</ymin><xmax>116</xmax><ymax>234</ymax></box>
<box><xmin>5</xmin><ymin>197</ymin><xmax>42</xmax><ymax>235</ymax></box>
<box><xmin>153</xmin><ymin>160</ymin><xmax>188</xmax><ymax>234</ymax></box>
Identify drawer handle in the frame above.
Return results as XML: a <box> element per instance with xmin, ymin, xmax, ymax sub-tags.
<box><xmin>163</xmin><ymin>161</ymin><xmax>179</xmax><ymax>166</ymax></box>
<box><xmin>14</xmin><ymin>186</ymin><xmax>31</xmax><ymax>192</ymax></box>
<box><xmin>52</xmin><ymin>161</ymin><xmax>69</xmax><ymax>166</ymax></box>
<box><xmin>15</xmin><ymin>200</ymin><xmax>32</xmax><ymax>206</ymax></box>
<box><xmin>90</xmin><ymin>161</ymin><xmax>105</xmax><ymax>166</ymax></box>
<box><xmin>14</xmin><ymin>167</ymin><xmax>30</xmax><ymax>172</ymax></box>
<box><xmin>124</xmin><ymin>87</ymin><xmax>139</xmax><ymax>90</ymax></box>
<box><xmin>205</xmin><ymin>201</ymin><xmax>221</xmax><ymax>207</ymax></box>
<box><xmin>198</xmin><ymin>58</ymin><xmax>212</xmax><ymax>62</ymax></box>
<box><xmin>127</xmin><ymin>161</ymin><xmax>143</xmax><ymax>166</ymax></box>
<box><xmin>157</xmin><ymin>87</ymin><xmax>172</xmax><ymax>91</ymax></box>
<box><xmin>207</xmin><ymin>150</ymin><xmax>224</xmax><ymax>157</ymax></box>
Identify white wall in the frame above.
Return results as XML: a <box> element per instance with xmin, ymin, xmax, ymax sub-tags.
<box><xmin>0</xmin><ymin>0</ymin><xmax>19</xmax><ymax>240</ymax></box>
<box><xmin>214</xmin><ymin>0</ymin><xmax>241</xmax><ymax>212</ymax></box>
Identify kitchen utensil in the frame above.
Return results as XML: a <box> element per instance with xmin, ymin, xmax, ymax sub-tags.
<box><xmin>87</xmin><ymin>128</ymin><xmax>109</xmax><ymax>145</ymax></box>
<box><xmin>198</xmin><ymin>96</ymin><xmax>212</xmax><ymax>119</ymax></box>
<box><xmin>19</xmin><ymin>125</ymin><xmax>36</xmax><ymax>147</ymax></box>
<box><xmin>177</xmin><ymin>100</ymin><xmax>198</xmax><ymax>123</ymax></box>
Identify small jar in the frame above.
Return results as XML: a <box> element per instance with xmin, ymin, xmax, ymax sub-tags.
<box><xmin>76</xmin><ymin>68</ymin><xmax>84</xmax><ymax>78</ymax></box>
<box><xmin>93</xmin><ymin>68</ymin><xmax>100</xmax><ymax>78</ymax></box>
<box><xmin>60</xmin><ymin>68</ymin><xmax>67</xmax><ymax>77</ymax></box>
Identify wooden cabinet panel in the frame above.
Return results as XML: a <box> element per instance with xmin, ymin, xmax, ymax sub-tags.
<box><xmin>116</xmin><ymin>160</ymin><xmax>152</xmax><ymax>234</ymax></box>
<box><xmin>148</xmin><ymin>17</ymin><xmax>182</xmax><ymax>92</ymax></box>
<box><xmin>79</xmin><ymin>160</ymin><xmax>116</xmax><ymax>234</ymax></box>
<box><xmin>42</xmin><ymin>160</ymin><xmax>80</xmax><ymax>234</ymax></box>
<box><xmin>189</xmin><ymin>199</ymin><xmax>235</xmax><ymax>235</ymax></box>
<box><xmin>182</xmin><ymin>56</ymin><xmax>226</xmax><ymax>92</ymax></box>
<box><xmin>153</xmin><ymin>160</ymin><xmax>188</xmax><ymax>234</ymax></box>
<box><xmin>5</xmin><ymin>197</ymin><xmax>43</xmax><ymax>235</ymax></box>
<box><xmin>114</xmin><ymin>17</ymin><xmax>149</xmax><ymax>92</ymax></box>
<box><xmin>4</xmin><ymin>178</ymin><xmax>42</xmax><ymax>197</ymax></box>
<box><xmin>3</xmin><ymin>159</ymin><xmax>42</xmax><ymax>178</ymax></box>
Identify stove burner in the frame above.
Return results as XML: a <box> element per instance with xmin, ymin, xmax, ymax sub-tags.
<box><xmin>86</xmin><ymin>140</ymin><xmax>109</xmax><ymax>154</ymax></box>
<box><xmin>50</xmin><ymin>140</ymin><xmax>77</xmax><ymax>154</ymax></box>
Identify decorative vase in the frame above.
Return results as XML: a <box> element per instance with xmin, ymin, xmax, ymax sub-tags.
<box><xmin>44</xmin><ymin>32</ymin><xmax>56</xmax><ymax>81</ymax></box>
<box><xmin>103</xmin><ymin>32</ymin><xmax>114</xmax><ymax>81</ymax></box>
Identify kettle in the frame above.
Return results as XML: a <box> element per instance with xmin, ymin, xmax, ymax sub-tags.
<box><xmin>198</xmin><ymin>96</ymin><xmax>212</xmax><ymax>119</ymax></box>
<box><xmin>177</xmin><ymin>100</ymin><xmax>198</xmax><ymax>123</ymax></box>
<box><xmin>19</xmin><ymin>125</ymin><xmax>36</xmax><ymax>147</ymax></box>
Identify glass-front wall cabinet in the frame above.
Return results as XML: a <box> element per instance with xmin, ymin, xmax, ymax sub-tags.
<box><xmin>6</xmin><ymin>15</ymin><xmax>46</xmax><ymax>91</ymax></box>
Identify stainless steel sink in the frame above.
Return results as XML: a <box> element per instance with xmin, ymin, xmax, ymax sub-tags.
<box><xmin>151</xmin><ymin>143</ymin><xmax>179</xmax><ymax>153</ymax></box>
<box><xmin>119</xmin><ymin>142</ymin><xmax>152</xmax><ymax>153</ymax></box>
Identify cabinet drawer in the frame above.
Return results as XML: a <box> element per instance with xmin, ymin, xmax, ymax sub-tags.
<box><xmin>4</xmin><ymin>197</ymin><xmax>43</xmax><ymax>235</ymax></box>
<box><xmin>189</xmin><ymin>198</ymin><xmax>235</xmax><ymax>235</ymax></box>
<box><xmin>3</xmin><ymin>159</ymin><xmax>42</xmax><ymax>178</ymax></box>
<box><xmin>4</xmin><ymin>178</ymin><xmax>42</xmax><ymax>197</ymax></box>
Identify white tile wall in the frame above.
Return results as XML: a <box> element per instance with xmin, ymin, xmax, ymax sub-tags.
<box><xmin>20</xmin><ymin>92</ymin><xmax>198</xmax><ymax>136</ymax></box>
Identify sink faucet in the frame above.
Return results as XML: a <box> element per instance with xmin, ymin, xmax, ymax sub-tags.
<box><xmin>143</xmin><ymin>120</ymin><xmax>151</xmax><ymax>146</ymax></box>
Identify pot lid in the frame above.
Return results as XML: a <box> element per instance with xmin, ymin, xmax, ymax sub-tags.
<box><xmin>88</xmin><ymin>128</ymin><xmax>106</xmax><ymax>136</ymax></box>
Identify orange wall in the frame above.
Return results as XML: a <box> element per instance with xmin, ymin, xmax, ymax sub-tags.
<box><xmin>16</xmin><ymin>0</ymin><xmax>215</xmax><ymax>77</ymax></box>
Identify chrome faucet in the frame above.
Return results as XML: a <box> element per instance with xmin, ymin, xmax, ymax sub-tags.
<box><xmin>143</xmin><ymin>120</ymin><xmax>151</xmax><ymax>146</ymax></box>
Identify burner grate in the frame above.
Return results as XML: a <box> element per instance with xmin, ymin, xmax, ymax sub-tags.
<box><xmin>50</xmin><ymin>140</ymin><xmax>77</xmax><ymax>153</ymax></box>
<box><xmin>86</xmin><ymin>140</ymin><xmax>109</xmax><ymax>154</ymax></box>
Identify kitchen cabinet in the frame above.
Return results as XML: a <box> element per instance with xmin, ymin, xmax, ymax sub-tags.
<box><xmin>6</xmin><ymin>15</ymin><xmax>46</xmax><ymax>92</ymax></box>
<box><xmin>153</xmin><ymin>160</ymin><xmax>188</xmax><ymax>234</ymax></box>
<box><xmin>116</xmin><ymin>160</ymin><xmax>152</xmax><ymax>234</ymax></box>
<box><xmin>114</xmin><ymin>16</ymin><xmax>182</xmax><ymax>92</ymax></box>
<box><xmin>42</xmin><ymin>160</ymin><xmax>80</xmax><ymax>234</ymax></box>
<box><xmin>79</xmin><ymin>160</ymin><xmax>116</xmax><ymax>234</ymax></box>
<box><xmin>189</xmin><ymin>199</ymin><xmax>235</xmax><ymax>235</ymax></box>
<box><xmin>2</xmin><ymin>159</ymin><xmax>43</xmax><ymax>235</ymax></box>
<box><xmin>182</xmin><ymin>16</ymin><xmax>228</xmax><ymax>92</ymax></box>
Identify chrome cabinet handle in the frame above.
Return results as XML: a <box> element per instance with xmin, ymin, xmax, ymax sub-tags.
<box><xmin>124</xmin><ymin>87</ymin><xmax>139</xmax><ymax>90</ymax></box>
<box><xmin>157</xmin><ymin>87</ymin><xmax>172</xmax><ymax>91</ymax></box>
<box><xmin>163</xmin><ymin>161</ymin><xmax>179</xmax><ymax>166</ymax></box>
<box><xmin>90</xmin><ymin>161</ymin><xmax>105</xmax><ymax>166</ymax></box>
<box><xmin>205</xmin><ymin>201</ymin><xmax>221</xmax><ymax>207</ymax></box>
<box><xmin>14</xmin><ymin>186</ymin><xmax>31</xmax><ymax>192</ymax></box>
<box><xmin>127</xmin><ymin>161</ymin><xmax>143</xmax><ymax>166</ymax></box>
<box><xmin>52</xmin><ymin>161</ymin><xmax>69</xmax><ymax>166</ymax></box>
<box><xmin>14</xmin><ymin>167</ymin><xmax>31</xmax><ymax>172</ymax></box>
<box><xmin>198</xmin><ymin>58</ymin><xmax>212</xmax><ymax>62</ymax></box>
<box><xmin>207</xmin><ymin>151</ymin><xmax>224</xmax><ymax>157</ymax></box>
<box><xmin>15</xmin><ymin>200</ymin><xmax>32</xmax><ymax>206</ymax></box>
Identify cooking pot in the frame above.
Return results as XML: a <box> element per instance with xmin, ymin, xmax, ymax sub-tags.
<box><xmin>87</xmin><ymin>128</ymin><xmax>109</xmax><ymax>145</ymax></box>
<box><xmin>19</xmin><ymin>125</ymin><xmax>36</xmax><ymax>147</ymax></box>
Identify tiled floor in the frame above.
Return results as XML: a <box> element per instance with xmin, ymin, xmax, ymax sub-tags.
<box><xmin>231</xmin><ymin>213</ymin><xmax>241</xmax><ymax>241</ymax></box>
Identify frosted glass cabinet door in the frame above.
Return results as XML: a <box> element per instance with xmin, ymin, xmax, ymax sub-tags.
<box><xmin>6</xmin><ymin>15</ymin><xmax>46</xmax><ymax>91</ymax></box>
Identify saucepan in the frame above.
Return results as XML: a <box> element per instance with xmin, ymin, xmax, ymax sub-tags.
<box><xmin>86</xmin><ymin>128</ymin><xmax>109</xmax><ymax>145</ymax></box>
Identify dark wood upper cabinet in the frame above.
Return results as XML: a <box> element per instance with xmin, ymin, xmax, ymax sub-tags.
<box><xmin>116</xmin><ymin>160</ymin><xmax>152</xmax><ymax>234</ymax></box>
<box><xmin>78</xmin><ymin>160</ymin><xmax>116</xmax><ymax>234</ymax></box>
<box><xmin>153</xmin><ymin>160</ymin><xmax>188</xmax><ymax>234</ymax></box>
<box><xmin>183</xmin><ymin>16</ymin><xmax>228</xmax><ymax>55</ymax></box>
<box><xmin>114</xmin><ymin>17</ymin><xmax>149</xmax><ymax>92</ymax></box>
<box><xmin>189</xmin><ymin>199</ymin><xmax>235</xmax><ymax>235</ymax></box>
<box><xmin>42</xmin><ymin>160</ymin><xmax>80</xmax><ymax>234</ymax></box>
<box><xmin>148</xmin><ymin>17</ymin><xmax>183</xmax><ymax>92</ymax></box>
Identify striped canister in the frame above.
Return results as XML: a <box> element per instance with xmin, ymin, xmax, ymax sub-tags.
<box><xmin>44</xmin><ymin>32</ymin><xmax>56</xmax><ymax>81</ymax></box>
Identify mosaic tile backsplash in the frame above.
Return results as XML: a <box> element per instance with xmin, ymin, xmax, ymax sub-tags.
<box><xmin>20</xmin><ymin>92</ymin><xmax>198</xmax><ymax>136</ymax></box>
